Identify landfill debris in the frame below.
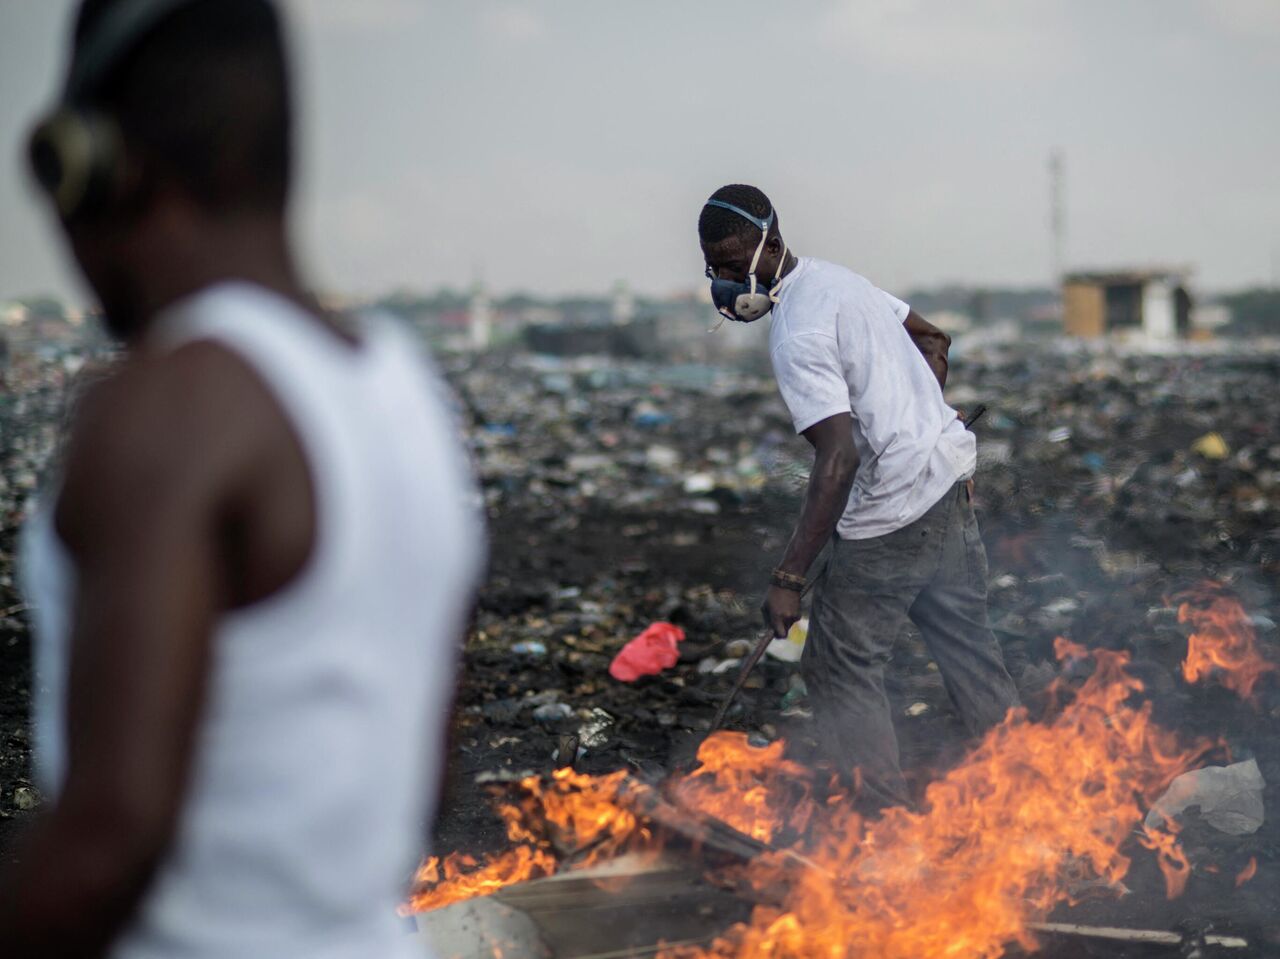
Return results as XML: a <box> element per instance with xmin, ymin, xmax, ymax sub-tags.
<box><xmin>644</xmin><ymin>445</ymin><xmax>680</xmax><ymax>471</ymax></box>
<box><xmin>698</xmin><ymin>657</ymin><xmax>742</xmax><ymax>675</ymax></box>
<box><xmin>1145</xmin><ymin>758</ymin><xmax>1266</xmax><ymax>835</ymax></box>
<box><xmin>407</xmin><ymin>892</ymin><xmax>552</xmax><ymax>959</ymax></box>
<box><xmin>780</xmin><ymin>677</ymin><xmax>808</xmax><ymax>711</ymax></box>
<box><xmin>1235</xmin><ymin>857</ymin><xmax>1258</xmax><ymax>888</ymax></box>
<box><xmin>608</xmin><ymin>621</ymin><xmax>685</xmax><ymax>682</ymax></box>
<box><xmin>1042</xmin><ymin>598</ymin><xmax>1080</xmax><ymax>616</ymax></box>
<box><xmin>474</xmin><ymin>768</ymin><xmax>537</xmax><ymax>785</ymax></box>
<box><xmin>5</xmin><ymin>335</ymin><xmax>1280</xmax><ymax>922</ymax></box>
<box><xmin>765</xmin><ymin>639</ymin><xmax>803</xmax><ymax>663</ymax></box>
<box><xmin>682</xmin><ymin>473</ymin><xmax>716</xmax><ymax>494</ymax></box>
<box><xmin>531</xmin><ymin>703</ymin><xmax>575</xmax><ymax>724</ymax></box>
<box><xmin>481</xmin><ymin>699</ymin><xmax>524</xmax><ymax>723</ymax></box>
<box><xmin>577</xmin><ymin>708</ymin><xmax>614</xmax><ymax>749</ymax></box>
<box><xmin>553</xmin><ymin>734</ymin><xmax>580</xmax><ymax>768</ymax></box>
<box><xmin>786</xmin><ymin>617</ymin><xmax>808</xmax><ymax>647</ymax></box>
<box><xmin>723</xmin><ymin>638</ymin><xmax>755</xmax><ymax>658</ymax></box>
<box><xmin>1191</xmin><ymin>432</ymin><xmax>1230</xmax><ymax>460</ymax></box>
<box><xmin>978</xmin><ymin>440</ymin><xmax>1013</xmax><ymax>466</ymax></box>
<box><xmin>12</xmin><ymin>783</ymin><xmax>40</xmax><ymax>811</ymax></box>
<box><xmin>285</xmin><ymin>349</ymin><xmax>1280</xmax><ymax>873</ymax></box>
<box><xmin>511</xmin><ymin>640</ymin><xmax>547</xmax><ymax>657</ymax></box>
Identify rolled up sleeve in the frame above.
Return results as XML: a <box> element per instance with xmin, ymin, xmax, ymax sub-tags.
<box><xmin>879</xmin><ymin>289</ymin><xmax>910</xmax><ymax>321</ymax></box>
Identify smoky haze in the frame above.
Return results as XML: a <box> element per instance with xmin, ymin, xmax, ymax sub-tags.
<box><xmin>1</xmin><ymin>0</ymin><xmax>1278</xmax><ymax>305</ymax></box>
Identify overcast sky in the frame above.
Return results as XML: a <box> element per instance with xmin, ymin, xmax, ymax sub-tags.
<box><xmin>2</xmin><ymin>0</ymin><xmax>1278</xmax><ymax>305</ymax></box>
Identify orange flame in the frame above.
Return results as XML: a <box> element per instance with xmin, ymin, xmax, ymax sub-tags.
<box><xmin>405</xmin><ymin>767</ymin><xmax>641</xmax><ymax>913</ymax></box>
<box><xmin>404</xmin><ymin>845</ymin><xmax>555</xmax><ymax>913</ymax></box>
<box><xmin>1235</xmin><ymin>856</ymin><xmax>1258</xmax><ymax>888</ymax></box>
<box><xmin>411</xmin><ymin>642</ymin><xmax>1214</xmax><ymax>958</ymax></box>
<box><xmin>1177</xmin><ymin>584</ymin><xmax>1275</xmax><ymax>700</ymax></box>
<box><xmin>670</xmin><ymin>733</ymin><xmax>817</xmax><ymax>845</ymax></box>
<box><xmin>658</xmin><ymin>639</ymin><xmax>1207</xmax><ymax>958</ymax></box>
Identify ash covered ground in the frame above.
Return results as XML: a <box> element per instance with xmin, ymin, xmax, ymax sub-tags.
<box><xmin>2</xmin><ymin>341</ymin><xmax>1279</xmax><ymax>952</ymax></box>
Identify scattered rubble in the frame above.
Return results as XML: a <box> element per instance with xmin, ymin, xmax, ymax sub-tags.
<box><xmin>436</xmin><ymin>344</ymin><xmax>1280</xmax><ymax>945</ymax></box>
<box><xmin>1</xmin><ymin>349</ymin><xmax>86</xmax><ymax>834</ymax></box>
<box><xmin>2</xmin><ymin>339</ymin><xmax>1278</xmax><ymax>943</ymax></box>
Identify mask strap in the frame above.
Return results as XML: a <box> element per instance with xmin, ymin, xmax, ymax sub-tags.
<box><xmin>745</xmin><ymin>227</ymin><xmax>769</xmax><ymax>296</ymax></box>
<box><xmin>769</xmin><ymin>242</ymin><xmax>789</xmax><ymax>302</ymax></box>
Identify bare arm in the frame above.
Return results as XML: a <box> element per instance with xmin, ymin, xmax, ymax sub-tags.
<box><xmin>761</xmin><ymin>413</ymin><xmax>858</xmax><ymax>637</ymax></box>
<box><xmin>0</xmin><ymin>349</ymin><xmax>241</xmax><ymax>957</ymax></box>
<box><xmin>903</xmin><ymin>308</ymin><xmax>950</xmax><ymax>388</ymax></box>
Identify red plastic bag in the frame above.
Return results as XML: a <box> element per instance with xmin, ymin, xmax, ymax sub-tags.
<box><xmin>608</xmin><ymin>622</ymin><xmax>686</xmax><ymax>682</ymax></box>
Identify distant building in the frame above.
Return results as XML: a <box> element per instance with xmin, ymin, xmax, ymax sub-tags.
<box><xmin>468</xmin><ymin>282</ymin><xmax>492</xmax><ymax>350</ymax></box>
<box><xmin>611</xmin><ymin>280</ymin><xmax>634</xmax><ymax>326</ymax></box>
<box><xmin>1062</xmin><ymin>268</ymin><xmax>1192</xmax><ymax>340</ymax></box>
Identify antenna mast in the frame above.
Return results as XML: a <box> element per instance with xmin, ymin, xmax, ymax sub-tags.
<box><xmin>1049</xmin><ymin>149</ymin><xmax>1065</xmax><ymax>286</ymax></box>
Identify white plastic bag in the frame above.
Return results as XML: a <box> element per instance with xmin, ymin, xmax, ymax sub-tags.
<box><xmin>1144</xmin><ymin>758</ymin><xmax>1266</xmax><ymax>836</ymax></box>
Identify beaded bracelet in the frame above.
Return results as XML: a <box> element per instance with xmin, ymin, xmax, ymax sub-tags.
<box><xmin>769</xmin><ymin>568</ymin><xmax>806</xmax><ymax>593</ymax></box>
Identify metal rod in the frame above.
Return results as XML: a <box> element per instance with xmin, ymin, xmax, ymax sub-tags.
<box><xmin>1029</xmin><ymin>921</ymin><xmax>1248</xmax><ymax>949</ymax></box>
<box><xmin>707</xmin><ymin>629</ymin><xmax>775</xmax><ymax>735</ymax></box>
<box><xmin>699</xmin><ymin>401</ymin><xmax>990</xmax><ymax>746</ymax></box>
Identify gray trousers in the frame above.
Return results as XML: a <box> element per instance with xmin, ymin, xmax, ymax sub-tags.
<box><xmin>801</xmin><ymin>482</ymin><xmax>1019</xmax><ymax>812</ymax></box>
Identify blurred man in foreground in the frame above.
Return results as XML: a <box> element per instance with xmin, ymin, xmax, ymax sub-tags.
<box><xmin>0</xmin><ymin>2</ymin><xmax>483</xmax><ymax>956</ymax></box>
<box><xmin>698</xmin><ymin>183</ymin><xmax>1018</xmax><ymax>813</ymax></box>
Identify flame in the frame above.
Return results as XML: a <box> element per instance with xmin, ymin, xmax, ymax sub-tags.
<box><xmin>405</xmin><ymin>788</ymin><xmax>557</xmax><ymax>913</ymax></box>
<box><xmin>1177</xmin><ymin>584</ymin><xmax>1275</xmax><ymax>700</ymax></box>
<box><xmin>670</xmin><ymin>733</ymin><xmax>817</xmax><ymax>845</ymax></box>
<box><xmin>1235</xmin><ymin>857</ymin><xmax>1258</xmax><ymax>888</ymax></box>
<box><xmin>657</xmin><ymin>639</ymin><xmax>1207</xmax><ymax>958</ymax></box>
<box><xmin>404</xmin><ymin>846</ymin><xmax>555</xmax><ymax>913</ymax></box>
<box><xmin>406</xmin><ymin>767</ymin><xmax>642</xmax><ymax>913</ymax></box>
<box><xmin>410</xmin><ymin>639</ymin><xmax>1216</xmax><ymax>959</ymax></box>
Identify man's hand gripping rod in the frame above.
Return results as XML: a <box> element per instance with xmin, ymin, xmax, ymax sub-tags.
<box><xmin>700</xmin><ymin>403</ymin><xmax>988</xmax><ymax>742</ymax></box>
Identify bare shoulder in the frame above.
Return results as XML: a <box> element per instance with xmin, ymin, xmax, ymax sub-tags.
<box><xmin>56</xmin><ymin>339</ymin><xmax>284</xmax><ymax>545</ymax></box>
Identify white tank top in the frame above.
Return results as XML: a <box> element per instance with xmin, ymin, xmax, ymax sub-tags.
<box><xmin>21</xmin><ymin>282</ymin><xmax>484</xmax><ymax>959</ymax></box>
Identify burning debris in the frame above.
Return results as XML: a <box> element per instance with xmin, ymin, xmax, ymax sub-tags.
<box><xmin>409</xmin><ymin>612</ymin><xmax>1274</xmax><ymax>958</ymax></box>
<box><xmin>1177</xmin><ymin>585</ymin><xmax>1277</xmax><ymax>701</ymax></box>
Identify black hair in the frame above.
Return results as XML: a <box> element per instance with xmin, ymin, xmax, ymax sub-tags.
<box><xmin>72</xmin><ymin>0</ymin><xmax>292</xmax><ymax>215</ymax></box>
<box><xmin>698</xmin><ymin>184</ymin><xmax>775</xmax><ymax>245</ymax></box>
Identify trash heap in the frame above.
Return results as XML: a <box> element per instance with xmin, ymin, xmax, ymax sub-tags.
<box><xmin>0</xmin><ymin>349</ymin><xmax>85</xmax><ymax>825</ymax></box>
<box><xmin>437</xmin><ymin>345</ymin><xmax>1278</xmax><ymax>943</ymax></box>
<box><xmin>0</xmin><ymin>336</ymin><xmax>1276</xmax><ymax>942</ymax></box>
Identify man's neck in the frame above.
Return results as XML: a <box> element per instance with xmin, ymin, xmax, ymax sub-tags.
<box><xmin>127</xmin><ymin>215</ymin><xmax>309</xmax><ymax>344</ymax></box>
<box><xmin>779</xmin><ymin>250</ymin><xmax>799</xmax><ymax>279</ymax></box>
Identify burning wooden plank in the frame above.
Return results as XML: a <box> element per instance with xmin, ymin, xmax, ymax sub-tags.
<box><xmin>406</xmin><ymin>856</ymin><xmax>1253</xmax><ymax>959</ymax></box>
<box><xmin>408</xmin><ymin>855</ymin><xmax>748</xmax><ymax>959</ymax></box>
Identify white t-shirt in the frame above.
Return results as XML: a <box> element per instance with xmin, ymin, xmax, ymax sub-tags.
<box><xmin>768</xmin><ymin>257</ymin><xmax>975</xmax><ymax>540</ymax></box>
